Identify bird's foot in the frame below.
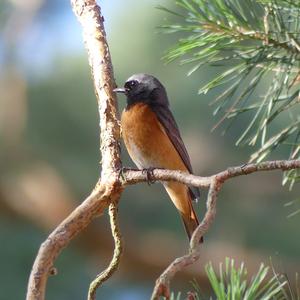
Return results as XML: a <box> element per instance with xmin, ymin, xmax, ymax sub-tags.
<box><xmin>118</xmin><ymin>167</ymin><xmax>126</xmax><ymax>182</ymax></box>
<box><xmin>142</xmin><ymin>167</ymin><xmax>156</xmax><ymax>185</ymax></box>
<box><xmin>118</xmin><ymin>167</ymin><xmax>138</xmax><ymax>181</ymax></box>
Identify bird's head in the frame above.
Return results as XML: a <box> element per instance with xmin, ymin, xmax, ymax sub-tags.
<box><xmin>114</xmin><ymin>73</ymin><xmax>169</xmax><ymax>107</ymax></box>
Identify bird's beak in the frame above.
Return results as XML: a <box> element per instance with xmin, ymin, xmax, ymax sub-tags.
<box><xmin>113</xmin><ymin>87</ymin><xmax>126</xmax><ymax>94</ymax></box>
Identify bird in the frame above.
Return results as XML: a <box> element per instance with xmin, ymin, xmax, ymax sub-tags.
<box><xmin>114</xmin><ymin>73</ymin><xmax>201</xmax><ymax>242</ymax></box>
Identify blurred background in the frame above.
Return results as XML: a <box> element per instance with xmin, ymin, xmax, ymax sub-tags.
<box><xmin>0</xmin><ymin>0</ymin><xmax>299</xmax><ymax>299</ymax></box>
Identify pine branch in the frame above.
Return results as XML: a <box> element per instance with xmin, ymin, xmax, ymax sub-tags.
<box><xmin>161</xmin><ymin>0</ymin><xmax>300</xmax><ymax>184</ymax></box>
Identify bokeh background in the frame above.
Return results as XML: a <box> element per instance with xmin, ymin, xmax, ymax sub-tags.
<box><xmin>0</xmin><ymin>0</ymin><xmax>299</xmax><ymax>299</ymax></box>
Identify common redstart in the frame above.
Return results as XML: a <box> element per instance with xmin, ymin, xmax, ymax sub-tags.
<box><xmin>114</xmin><ymin>74</ymin><xmax>201</xmax><ymax>241</ymax></box>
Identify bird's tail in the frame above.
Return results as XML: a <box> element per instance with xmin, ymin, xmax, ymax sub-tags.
<box><xmin>181</xmin><ymin>203</ymin><xmax>203</xmax><ymax>242</ymax></box>
<box><xmin>164</xmin><ymin>182</ymin><xmax>203</xmax><ymax>243</ymax></box>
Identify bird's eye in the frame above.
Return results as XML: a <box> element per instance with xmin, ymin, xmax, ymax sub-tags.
<box><xmin>129</xmin><ymin>80</ymin><xmax>138</xmax><ymax>87</ymax></box>
<box><xmin>125</xmin><ymin>80</ymin><xmax>138</xmax><ymax>90</ymax></box>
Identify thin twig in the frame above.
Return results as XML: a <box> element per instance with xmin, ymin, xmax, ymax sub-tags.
<box><xmin>150</xmin><ymin>178</ymin><xmax>220</xmax><ymax>300</ymax></box>
<box><xmin>88</xmin><ymin>201</ymin><xmax>123</xmax><ymax>300</ymax></box>
<box><xmin>26</xmin><ymin>185</ymin><xmax>111</xmax><ymax>300</ymax></box>
<box><xmin>145</xmin><ymin>159</ymin><xmax>300</xmax><ymax>299</ymax></box>
<box><xmin>122</xmin><ymin>159</ymin><xmax>300</xmax><ymax>188</ymax></box>
<box><xmin>203</xmin><ymin>22</ymin><xmax>300</xmax><ymax>55</ymax></box>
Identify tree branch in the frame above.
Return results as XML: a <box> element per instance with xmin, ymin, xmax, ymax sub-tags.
<box><xmin>70</xmin><ymin>0</ymin><xmax>121</xmax><ymax>178</ymax></box>
<box><xmin>151</xmin><ymin>178</ymin><xmax>220</xmax><ymax>300</ymax></box>
<box><xmin>122</xmin><ymin>159</ymin><xmax>300</xmax><ymax>188</ymax></box>
<box><xmin>203</xmin><ymin>22</ymin><xmax>300</xmax><ymax>55</ymax></box>
<box><xmin>26</xmin><ymin>184</ymin><xmax>113</xmax><ymax>300</ymax></box>
<box><xmin>121</xmin><ymin>159</ymin><xmax>300</xmax><ymax>300</ymax></box>
<box><xmin>26</xmin><ymin>145</ymin><xmax>300</xmax><ymax>300</ymax></box>
<box><xmin>88</xmin><ymin>201</ymin><xmax>123</xmax><ymax>300</ymax></box>
<box><xmin>26</xmin><ymin>1</ymin><xmax>123</xmax><ymax>299</ymax></box>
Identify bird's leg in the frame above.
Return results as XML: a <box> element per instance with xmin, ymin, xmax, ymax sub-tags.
<box><xmin>118</xmin><ymin>167</ymin><xmax>162</xmax><ymax>185</ymax></box>
<box><xmin>142</xmin><ymin>167</ymin><xmax>163</xmax><ymax>185</ymax></box>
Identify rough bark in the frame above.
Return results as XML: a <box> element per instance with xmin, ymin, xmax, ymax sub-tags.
<box><xmin>26</xmin><ymin>1</ymin><xmax>123</xmax><ymax>299</ymax></box>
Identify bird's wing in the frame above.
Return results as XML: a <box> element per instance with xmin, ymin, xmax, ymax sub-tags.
<box><xmin>152</xmin><ymin>104</ymin><xmax>200</xmax><ymax>201</ymax></box>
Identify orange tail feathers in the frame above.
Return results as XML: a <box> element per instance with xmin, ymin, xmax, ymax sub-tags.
<box><xmin>164</xmin><ymin>182</ymin><xmax>203</xmax><ymax>243</ymax></box>
<box><xmin>181</xmin><ymin>204</ymin><xmax>203</xmax><ymax>243</ymax></box>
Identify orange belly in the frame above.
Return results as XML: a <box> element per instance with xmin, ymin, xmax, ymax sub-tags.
<box><xmin>121</xmin><ymin>102</ymin><xmax>188</xmax><ymax>172</ymax></box>
<box><xmin>121</xmin><ymin>102</ymin><xmax>199</xmax><ymax>233</ymax></box>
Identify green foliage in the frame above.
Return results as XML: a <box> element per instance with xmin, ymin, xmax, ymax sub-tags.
<box><xmin>160</xmin><ymin>0</ymin><xmax>300</xmax><ymax>187</ymax></box>
<box><xmin>170</xmin><ymin>258</ymin><xmax>292</xmax><ymax>300</ymax></box>
<box><xmin>205</xmin><ymin>258</ymin><xmax>286</xmax><ymax>300</ymax></box>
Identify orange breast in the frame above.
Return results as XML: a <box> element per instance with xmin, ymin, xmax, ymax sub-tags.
<box><xmin>121</xmin><ymin>102</ymin><xmax>187</xmax><ymax>172</ymax></box>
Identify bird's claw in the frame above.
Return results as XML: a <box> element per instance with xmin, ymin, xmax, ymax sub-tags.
<box><xmin>118</xmin><ymin>167</ymin><xmax>126</xmax><ymax>182</ymax></box>
<box><xmin>142</xmin><ymin>167</ymin><xmax>156</xmax><ymax>185</ymax></box>
<box><xmin>118</xmin><ymin>167</ymin><xmax>137</xmax><ymax>181</ymax></box>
